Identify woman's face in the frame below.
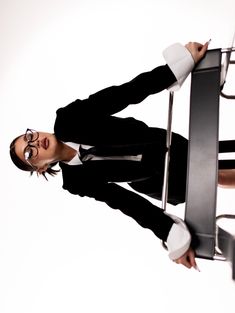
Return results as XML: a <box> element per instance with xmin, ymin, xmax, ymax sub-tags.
<box><xmin>14</xmin><ymin>130</ymin><xmax>60</xmax><ymax>172</ymax></box>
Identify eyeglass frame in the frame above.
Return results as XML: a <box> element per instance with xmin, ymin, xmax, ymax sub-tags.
<box><xmin>23</xmin><ymin>128</ymin><xmax>39</xmax><ymax>170</ymax></box>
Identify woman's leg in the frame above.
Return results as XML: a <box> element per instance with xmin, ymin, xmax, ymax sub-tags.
<box><xmin>218</xmin><ymin>169</ymin><xmax>235</xmax><ymax>188</ymax></box>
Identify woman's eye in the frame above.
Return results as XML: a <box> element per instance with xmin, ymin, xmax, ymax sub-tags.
<box><xmin>28</xmin><ymin>149</ymin><xmax>33</xmax><ymax>158</ymax></box>
<box><xmin>25</xmin><ymin>148</ymin><xmax>33</xmax><ymax>159</ymax></box>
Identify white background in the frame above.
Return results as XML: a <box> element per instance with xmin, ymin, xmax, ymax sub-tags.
<box><xmin>1</xmin><ymin>0</ymin><xmax>235</xmax><ymax>312</ymax></box>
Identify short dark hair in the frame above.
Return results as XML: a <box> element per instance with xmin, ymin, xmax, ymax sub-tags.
<box><xmin>9</xmin><ymin>135</ymin><xmax>60</xmax><ymax>180</ymax></box>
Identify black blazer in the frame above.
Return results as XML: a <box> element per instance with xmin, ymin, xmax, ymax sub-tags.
<box><xmin>54</xmin><ymin>64</ymin><xmax>179</xmax><ymax>241</ymax></box>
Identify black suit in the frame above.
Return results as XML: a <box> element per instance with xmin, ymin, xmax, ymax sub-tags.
<box><xmin>54</xmin><ymin>64</ymin><xmax>188</xmax><ymax>241</ymax></box>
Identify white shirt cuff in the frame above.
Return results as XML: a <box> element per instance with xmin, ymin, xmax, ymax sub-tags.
<box><xmin>163</xmin><ymin>43</ymin><xmax>195</xmax><ymax>91</ymax></box>
<box><xmin>166</xmin><ymin>213</ymin><xmax>191</xmax><ymax>260</ymax></box>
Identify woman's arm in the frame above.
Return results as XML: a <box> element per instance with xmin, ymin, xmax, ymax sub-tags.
<box><xmin>63</xmin><ymin>64</ymin><xmax>177</xmax><ymax>117</ymax></box>
<box><xmin>58</xmin><ymin>42</ymin><xmax>208</xmax><ymax>118</ymax></box>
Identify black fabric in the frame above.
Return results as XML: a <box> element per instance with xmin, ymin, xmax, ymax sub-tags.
<box><xmin>79</xmin><ymin>146</ymin><xmax>97</xmax><ymax>161</ymax></box>
<box><xmin>219</xmin><ymin>140</ymin><xmax>235</xmax><ymax>153</ymax></box>
<box><xmin>219</xmin><ymin>140</ymin><xmax>235</xmax><ymax>170</ymax></box>
<box><xmin>55</xmin><ymin>64</ymin><xmax>179</xmax><ymax>241</ymax></box>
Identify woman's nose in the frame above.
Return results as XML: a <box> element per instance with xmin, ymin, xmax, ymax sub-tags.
<box><xmin>35</xmin><ymin>140</ymin><xmax>40</xmax><ymax>148</ymax></box>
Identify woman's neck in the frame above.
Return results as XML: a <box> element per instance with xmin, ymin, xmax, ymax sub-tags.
<box><xmin>57</xmin><ymin>141</ymin><xmax>77</xmax><ymax>162</ymax></box>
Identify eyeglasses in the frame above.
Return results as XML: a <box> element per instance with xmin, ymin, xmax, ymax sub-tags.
<box><xmin>23</xmin><ymin>128</ymin><xmax>39</xmax><ymax>169</ymax></box>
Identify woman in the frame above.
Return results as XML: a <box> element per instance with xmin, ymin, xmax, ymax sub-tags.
<box><xmin>10</xmin><ymin>41</ymin><xmax>211</xmax><ymax>270</ymax></box>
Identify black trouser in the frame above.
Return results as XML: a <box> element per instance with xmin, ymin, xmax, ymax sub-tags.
<box><xmin>129</xmin><ymin>134</ymin><xmax>235</xmax><ymax>205</ymax></box>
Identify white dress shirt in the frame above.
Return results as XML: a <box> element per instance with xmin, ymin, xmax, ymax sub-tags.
<box><xmin>62</xmin><ymin>142</ymin><xmax>142</xmax><ymax>165</ymax></box>
<box><xmin>163</xmin><ymin>42</ymin><xmax>195</xmax><ymax>91</ymax></box>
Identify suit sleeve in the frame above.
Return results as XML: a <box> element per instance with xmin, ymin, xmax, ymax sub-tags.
<box><xmin>60</xmin><ymin>64</ymin><xmax>177</xmax><ymax>117</ymax></box>
<box><xmin>86</xmin><ymin>64</ymin><xmax>177</xmax><ymax>115</ymax></box>
<box><xmin>65</xmin><ymin>181</ymin><xmax>174</xmax><ymax>241</ymax></box>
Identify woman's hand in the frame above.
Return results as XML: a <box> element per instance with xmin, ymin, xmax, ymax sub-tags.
<box><xmin>174</xmin><ymin>247</ymin><xmax>200</xmax><ymax>271</ymax></box>
<box><xmin>185</xmin><ymin>41</ymin><xmax>209</xmax><ymax>64</ymax></box>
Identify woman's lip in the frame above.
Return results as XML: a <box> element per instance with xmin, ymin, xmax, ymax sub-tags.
<box><xmin>42</xmin><ymin>138</ymin><xmax>49</xmax><ymax>149</ymax></box>
<box><xmin>45</xmin><ymin>138</ymin><xmax>49</xmax><ymax>149</ymax></box>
